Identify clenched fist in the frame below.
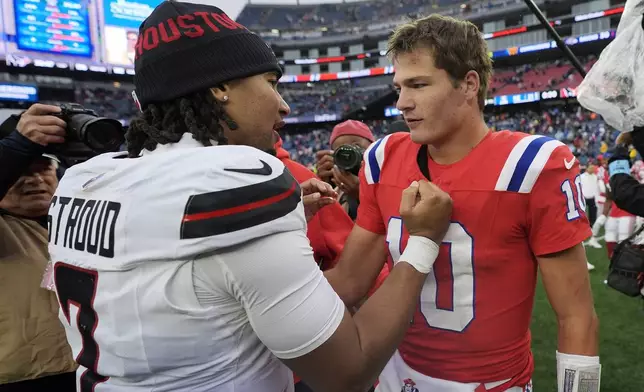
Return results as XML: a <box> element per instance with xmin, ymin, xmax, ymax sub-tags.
<box><xmin>399</xmin><ymin>180</ymin><xmax>452</xmax><ymax>243</ymax></box>
<box><xmin>16</xmin><ymin>104</ymin><xmax>67</xmax><ymax>146</ymax></box>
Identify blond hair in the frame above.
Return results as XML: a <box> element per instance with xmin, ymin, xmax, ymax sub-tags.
<box><xmin>387</xmin><ymin>14</ymin><xmax>493</xmax><ymax>111</ymax></box>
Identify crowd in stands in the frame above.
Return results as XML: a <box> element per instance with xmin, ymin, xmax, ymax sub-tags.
<box><xmin>278</xmin><ymin>58</ymin><xmax>596</xmax><ymax>121</ymax></box>
<box><xmin>280</xmin><ymin>80</ymin><xmax>394</xmax><ymax>118</ymax></box>
<box><xmin>63</xmin><ymin>57</ymin><xmax>599</xmax><ymax>126</ymax></box>
<box><xmin>75</xmin><ymin>83</ymin><xmax>138</xmax><ymax>124</ymax></box>
<box><xmin>487</xmin><ymin>105</ymin><xmax>617</xmax><ymax>166</ymax></box>
<box><xmin>68</xmin><ymin>60</ymin><xmax>616</xmax><ymax>170</ymax></box>
<box><xmin>490</xmin><ymin>57</ymin><xmax>597</xmax><ymax>96</ymax></box>
<box><xmin>239</xmin><ymin>0</ymin><xmax>521</xmax><ymax>37</ymax></box>
<box><xmin>280</xmin><ymin>105</ymin><xmax>618</xmax><ymax>170</ymax></box>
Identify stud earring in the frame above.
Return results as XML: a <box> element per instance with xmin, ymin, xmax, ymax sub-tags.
<box><xmin>223</xmin><ymin>96</ymin><xmax>229</xmax><ymax>102</ymax></box>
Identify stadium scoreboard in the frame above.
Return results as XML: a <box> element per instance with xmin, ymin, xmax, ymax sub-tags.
<box><xmin>14</xmin><ymin>0</ymin><xmax>92</xmax><ymax>57</ymax></box>
<box><xmin>1</xmin><ymin>0</ymin><xmax>162</xmax><ymax>73</ymax></box>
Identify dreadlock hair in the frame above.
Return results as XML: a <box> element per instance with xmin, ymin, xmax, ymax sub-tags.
<box><xmin>126</xmin><ymin>88</ymin><xmax>237</xmax><ymax>157</ymax></box>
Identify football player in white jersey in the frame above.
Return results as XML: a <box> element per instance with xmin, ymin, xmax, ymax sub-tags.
<box><xmin>48</xmin><ymin>2</ymin><xmax>454</xmax><ymax>392</ymax></box>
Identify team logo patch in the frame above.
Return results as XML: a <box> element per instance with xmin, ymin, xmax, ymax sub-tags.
<box><xmin>401</xmin><ymin>378</ymin><xmax>419</xmax><ymax>392</ymax></box>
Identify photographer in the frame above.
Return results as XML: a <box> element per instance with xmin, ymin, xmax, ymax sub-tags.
<box><xmin>575</xmin><ymin>0</ymin><xmax>644</xmax><ymax>298</ymax></box>
<box><xmin>576</xmin><ymin>0</ymin><xmax>644</xmax><ymax>216</ymax></box>
<box><xmin>0</xmin><ymin>104</ymin><xmax>67</xmax><ymax>198</ymax></box>
<box><xmin>0</xmin><ymin>103</ymin><xmax>77</xmax><ymax>390</ymax></box>
<box><xmin>315</xmin><ymin>120</ymin><xmax>375</xmax><ymax>220</ymax></box>
<box><xmin>608</xmin><ymin>130</ymin><xmax>644</xmax><ymax>216</ymax></box>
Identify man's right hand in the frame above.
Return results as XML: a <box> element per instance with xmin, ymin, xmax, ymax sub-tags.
<box><xmin>315</xmin><ymin>150</ymin><xmax>334</xmax><ymax>183</ymax></box>
<box><xmin>400</xmin><ymin>180</ymin><xmax>453</xmax><ymax>243</ymax></box>
<box><xmin>16</xmin><ymin>104</ymin><xmax>67</xmax><ymax>146</ymax></box>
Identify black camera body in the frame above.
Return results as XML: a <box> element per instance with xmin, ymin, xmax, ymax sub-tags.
<box><xmin>333</xmin><ymin>144</ymin><xmax>365</xmax><ymax>176</ymax></box>
<box><xmin>0</xmin><ymin>103</ymin><xmax>126</xmax><ymax>167</ymax></box>
<box><xmin>44</xmin><ymin>103</ymin><xmax>125</xmax><ymax>166</ymax></box>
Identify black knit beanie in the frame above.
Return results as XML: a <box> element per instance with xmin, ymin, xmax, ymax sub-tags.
<box><xmin>132</xmin><ymin>1</ymin><xmax>281</xmax><ymax>109</ymax></box>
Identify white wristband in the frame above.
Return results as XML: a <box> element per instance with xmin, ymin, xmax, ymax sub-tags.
<box><xmin>556</xmin><ymin>351</ymin><xmax>601</xmax><ymax>392</ymax></box>
<box><xmin>399</xmin><ymin>236</ymin><xmax>440</xmax><ymax>274</ymax></box>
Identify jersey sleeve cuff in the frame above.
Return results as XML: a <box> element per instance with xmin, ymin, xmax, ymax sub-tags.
<box><xmin>271</xmin><ymin>287</ymin><xmax>345</xmax><ymax>360</ymax></box>
<box><xmin>355</xmin><ymin>219</ymin><xmax>386</xmax><ymax>235</ymax></box>
<box><xmin>532</xmin><ymin>226</ymin><xmax>592</xmax><ymax>257</ymax></box>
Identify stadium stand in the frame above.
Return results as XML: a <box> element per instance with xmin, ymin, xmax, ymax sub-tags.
<box><xmin>280</xmin><ymin>79</ymin><xmax>394</xmax><ymax>118</ymax></box>
<box><xmin>238</xmin><ymin>0</ymin><xmax>521</xmax><ymax>37</ymax></box>
<box><xmin>67</xmin><ymin>52</ymin><xmax>616</xmax><ymax>171</ymax></box>
<box><xmin>76</xmin><ymin>82</ymin><xmax>138</xmax><ymax>123</ymax></box>
<box><xmin>69</xmin><ymin>56</ymin><xmax>599</xmax><ymax>127</ymax></box>
<box><xmin>490</xmin><ymin>57</ymin><xmax>597</xmax><ymax>96</ymax></box>
<box><xmin>278</xmin><ymin>104</ymin><xmax>617</xmax><ymax>170</ymax></box>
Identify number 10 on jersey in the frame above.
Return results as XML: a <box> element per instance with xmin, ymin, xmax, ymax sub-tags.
<box><xmin>387</xmin><ymin>218</ymin><xmax>475</xmax><ymax>332</ymax></box>
<box><xmin>561</xmin><ymin>174</ymin><xmax>586</xmax><ymax>221</ymax></box>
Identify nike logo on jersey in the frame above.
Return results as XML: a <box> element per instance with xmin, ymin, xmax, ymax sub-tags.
<box><xmin>224</xmin><ymin>160</ymin><xmax>273</xmax><ymax>176</ymax></box>
<box><xmin>82</xmin><ymin>173</ymin><xmax>106</xmax><ymax>190</ymax></box>
<box><xmin>564</xmin><ymin>157</ymin><xmax>576</xmax><ymax>170</ymax></box>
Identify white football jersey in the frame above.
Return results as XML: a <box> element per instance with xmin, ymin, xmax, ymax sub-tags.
<box><xmin>48</xmin><ymin>134</ymin><xmax>322</xmax><ymax>392</ymax></box>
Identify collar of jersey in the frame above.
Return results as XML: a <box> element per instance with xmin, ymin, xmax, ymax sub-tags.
<box><xmin>139</xmin><ymin>133</ymin><xmax>218</xmax><ymax>157</ymax></box>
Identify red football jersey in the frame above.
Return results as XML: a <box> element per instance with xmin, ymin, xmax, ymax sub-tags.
<box><xmin>598</xmin><ymin>166</ymin><xmax>633</xmax><ymax>218</ymax></box>
<box><xmin>357</xmin><ymin>131</ymin><xmax>591</xmax><ymax>386</ymax></box>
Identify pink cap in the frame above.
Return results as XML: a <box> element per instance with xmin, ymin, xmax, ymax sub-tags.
<box><xmin>330</xmin><ymin>120</ymin><xmax>375</xmax><ymax>145</ymax></box>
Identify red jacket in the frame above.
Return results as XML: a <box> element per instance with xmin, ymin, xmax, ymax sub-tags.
<box><xmin>275</xmin><ymin>137</ymin><xmax>389</xmax><ymax>386</ymax></box>
<box><xmin>275</xmin><ymin>137</ymin><xmax>353</xmax><ymax>270</ymax></box>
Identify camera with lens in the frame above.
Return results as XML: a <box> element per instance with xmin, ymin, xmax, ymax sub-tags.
<box><xmin>48</xmin><ymin>103</ymin><xmax>125</xmax><ymax>166</ymax></box>
<box><xmin>333</xmin><ymin>144</ymin><xmax>365</xmax><ymax>176</ymax></box>
<box><xmin>0</xmin><ymin>103</ymin><xmax>125</xmax><ymax>167</ymax></box>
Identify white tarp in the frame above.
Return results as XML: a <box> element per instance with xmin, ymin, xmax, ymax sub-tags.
<box><xmin>577</xmin><ymin>0</ymin><xmax>644</xmax><ymax>132</ymax></box>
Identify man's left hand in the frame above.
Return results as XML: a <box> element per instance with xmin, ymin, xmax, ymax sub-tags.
<box><xmin>332</xmin><ymin>166</ymin><xmax>359</xmax><ymax>200</ymax></box>
<box><xmin>608</xmin><ymin>145</ymin><xmax>631</xmax><ymax>178</ymax></box>
<box><xmin>300</xmin><ymin>178</ymin><xmax>337</xmax><ymax>222</ymax></box>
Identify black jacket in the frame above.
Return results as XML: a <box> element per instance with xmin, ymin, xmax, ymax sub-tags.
<box><xmin>609</xmin><ymin>128</ymin><xmax>644</xmax><ymax>217</ymax></box>
<box><xmin>610</xmin><ymin>174</ymin><xmax>644</xmax><ymax>217</ymax></box>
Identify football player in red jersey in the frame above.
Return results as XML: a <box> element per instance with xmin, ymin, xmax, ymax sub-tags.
<box><xmin>326</xmin><ymin>14</ymin><xmax>600</xmax><ymax>392</ymax></box>
<box><xmin>592</xmin><ymin>164</ymin><xmax>635</xmax><ymax>258</ymax></box>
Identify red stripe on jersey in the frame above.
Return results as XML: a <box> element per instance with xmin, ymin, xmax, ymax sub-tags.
<box><xmin>182</xmin><ymin>181</ymin><xmax>297</xmax><ymax>222</ymax></box>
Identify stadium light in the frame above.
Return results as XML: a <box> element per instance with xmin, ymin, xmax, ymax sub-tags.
<box><xmin>523</xmin><ymin>0</ymin><xmax>587</xmax><ymax>78</ymax></box>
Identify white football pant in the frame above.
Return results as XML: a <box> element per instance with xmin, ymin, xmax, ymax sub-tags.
<box><xmin>604</xmin><ymin>217</ymin><xmax>635</xmax><ymax>243</ymax></box>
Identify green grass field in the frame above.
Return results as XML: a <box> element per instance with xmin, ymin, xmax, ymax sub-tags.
<box><xmin>530</xmin><ymin>244</ymin><xmax>644</xmax><ymax>391</ymax></box>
